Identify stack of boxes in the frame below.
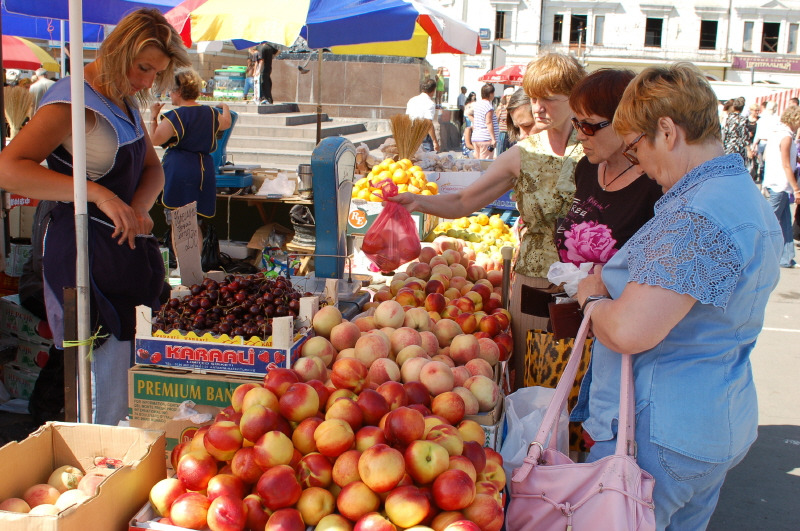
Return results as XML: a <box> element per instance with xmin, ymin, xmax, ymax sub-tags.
<box><xmin>0</xmin><ymin>294</ymin><xmax>54</xmax><ymax>400</ymax></box>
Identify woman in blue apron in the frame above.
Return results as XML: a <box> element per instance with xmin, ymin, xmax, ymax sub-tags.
<box><xmin>149</xmin><ymin>68</ymin><xmax>232</xmax><ymax>219</ymax></box>
<box><xmin>0</xmin><ymin>9</ymin><xmax>190</xmax><ymax>424</ymax></box>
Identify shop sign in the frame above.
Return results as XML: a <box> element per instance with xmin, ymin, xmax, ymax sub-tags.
<box><xmin>732</xmin><ymin>54</ymin><xmax>800</xmax><ymax>73</ymax></box>
<box><xmin>480</xmin><ymin>28</ymin><xmax>491</xmax><ymax>40</ymax></box>
<box><xmin>6</xmin><ymin>194</ymin><xmax>38</xmax><ymax>208</ymax></box>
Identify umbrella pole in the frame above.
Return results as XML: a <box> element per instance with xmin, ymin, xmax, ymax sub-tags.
<box><xmin>68</xmin><ymin>0</ymin><xmax>92</xmax><ymax>423</ymax></box>
<box><xmin>60</xmin><ymin>20</ymin><xmax>66</xmax><ymax>79</ymax></box>
<box><xmin>315</xmin><ymin>49</ymin><xmax>322</xmax><ymax>146</ymax></box>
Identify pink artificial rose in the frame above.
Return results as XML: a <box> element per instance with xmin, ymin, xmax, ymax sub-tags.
<box><xmin>559</xmin><ymin>221</ymin><xmax>618</xmax><ymax>265</ymax></box>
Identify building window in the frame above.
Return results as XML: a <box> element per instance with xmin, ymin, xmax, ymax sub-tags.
<box><xmin>743</xmin><ymin>21</ymin><xmax>753</xmax><ymax>52</ymax></box>
<box><xmin>789</xmin><ymin>23</ymin><xmax>799</xmax><ymax>54</ymax></box>
<box><xmin>699</xmin><ymin>20</ymin><xmax>718</xmax><ymax>50</ymax></box>
<box><xmin>594</xmin><ymin>16</ymin><xmax>605</xmax><ymax>45</ymax></box>
<box><xmin>761</xmin><ymin>22</ymin><xmax>780</xmax><ymax>52</ymax></box>
<box><xmin>553</xmin><ymin>14</ymin><xmax>564</xmax><ymax>43</ymax></box>
<box><xmin>495</xmin><ymin>10</ymin><xmax>512</xmax><ymax>40</ymax></box>
<box><xmin>645</xmin><ymin>18</ymin><xmax>663</xmax><ymax>48</ymax></box>
<box><xmin>569</xmin><ymin>15</ymin><xmax>588</xmax><ymax>44</ymax></box>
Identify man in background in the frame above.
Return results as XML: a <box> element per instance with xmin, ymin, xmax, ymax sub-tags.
<box><xmin>29</xmin><ymin>68</ymin><xmax>55</xmax><ymax>111</ymax></box>
<box><xmin>751</xmin><ymin>100</ymin><xmax>779</xmax><ymax>184</ymax></box>
<box><xmin>406</xmin><ymin>78</ymin><xmax>440</xmax><ymax>152</ymax></box>
<box><xmin>257</xmin><ymin>41</ymin><xmax>278</xmax><ymax>104</ymax></box>
<box><xmin>456</xmin><ymin>86</ymin><xmax>467</xmax><ymax>128</ymax></box>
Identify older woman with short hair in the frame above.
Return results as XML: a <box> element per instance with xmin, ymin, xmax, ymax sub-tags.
<box><xmin>574</xmin><ymin>63</ymin><xmax>782</xmax><ymax>530</ymax></box>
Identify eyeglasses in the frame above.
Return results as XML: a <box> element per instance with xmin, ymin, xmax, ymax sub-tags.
<box><xmin>621</xmin><ymin>133</ymin><xmax>646</xmax><ymax>165</ymax></box>
<box><xmin>571</xmin><ymin>118</ymin><xmax>611</xmax><ymax>136</ymax></box>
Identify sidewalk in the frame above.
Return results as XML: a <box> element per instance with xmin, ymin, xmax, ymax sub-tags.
<box><xmin>708</xmin><ymin>266</ymin><xmax>800</xmax><ymax>530</ymax></box>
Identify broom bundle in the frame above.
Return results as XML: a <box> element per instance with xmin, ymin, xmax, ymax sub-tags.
<box><xmin>4</xmin><ymin>86</ymin><xmax>33</xmax><ymax>139</ymax></box>
<box><xmin>390</xmin><ymin>114</ymin><xmax>431</xmax><ymax>161</ymax></box>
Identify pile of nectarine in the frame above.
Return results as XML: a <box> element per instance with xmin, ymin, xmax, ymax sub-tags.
<box><xmin>0</xmin><ymin>465</ymin><xmax>107</xmax><ymax>516</ymax></box>
<box><xmin>147</xmin><ymin>304</ymin><xmax>506</xmax><ymax>530</ymax></box>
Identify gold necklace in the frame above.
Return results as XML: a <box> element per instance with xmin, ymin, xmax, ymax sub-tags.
<box><xmin>601</xmin><ymin>163</ymin><xmax>634</xmax><ymax>191</ymax></box>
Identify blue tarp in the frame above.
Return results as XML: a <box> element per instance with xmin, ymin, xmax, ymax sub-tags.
<box><xmin>1</xmin><ymin>2</ymin><xmax>104</xmax><ymax>42</ymax></box>
<box><xmin>4</xmin><ymin>0</ymin><xmax>182</xmax><ymax>26</ymax></box>
<box><xmin>302</xmin><ymin>0</ymin><xmax>419</xmax><ymax>49</ymax></box>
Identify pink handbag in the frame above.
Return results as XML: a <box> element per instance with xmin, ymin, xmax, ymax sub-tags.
<box><xmin>506</xmin><ymin>304</ymin><xmax>656</xmax><ymax>530</ymax></box>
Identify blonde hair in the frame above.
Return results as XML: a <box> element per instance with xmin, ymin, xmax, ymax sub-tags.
<box><xmin>173</xmin><ymin>68</ymin><xmax>203</xmax><ymax>101</ymax></box>
<box><xmin>613</xmin><ymin>62</ymin><xmax>721</xmax><ymax>145</ymax></box>
<box><xmin>522</xmin><ymin>52</ymin><xmax>586</xmax><ymax>99</ymax></box>
<box><xmin>96</xmin><ymin>8</ymin><xmax>190</xmax><ymax>108</ymax></box>
<box><xmin>780</xmin><ymin>105</ymin><xmax>800</xmax><ymax>129</ymax></box>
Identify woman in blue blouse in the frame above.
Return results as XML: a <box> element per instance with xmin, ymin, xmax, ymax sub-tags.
<box><xmin>575</xmin><ymin>63</ymin><xmax>782</xmax><ymax>529</ymax></box>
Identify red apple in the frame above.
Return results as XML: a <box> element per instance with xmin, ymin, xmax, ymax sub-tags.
<box><xmin>256</xmin><ymin>464</ymin><xmax>302</xmax><ymax>510</ymax></box>
<box><xmin>384</xmin><ymin>406</ymin><xmax>425</xmax><ymax>447</ymax></box>
<box><xmin>296</xmin><ymin>452</ymin><xmax>334</xmax><ymax>488</ymax></box>
<box><xmin>231</xmin><ymin>383</ymin><xmax>260</xmax><ymax>412</ymax></box>
<box><xmin>204</xmin><ymin>421</ymin><xmax>243</xmax><ymax>461</ymax></box>
<box><xmin>376</xmin><ymin>381</ymin><xmax>409</xmax><ymax>411</ymax></box>
<box><xmin>242</xmin><ymin>386</ymin><xmax>280</xmax><ymax>413</ymax></box>
<box><xmin>356</xmin><ymin>389</ymin><xmax>390</xmax><ymax>426</ymax></box>
<box><xmin>230</xmin><ymin>446</ymin><xmax>264</xmax><ymax>485</ymax></box>
<box><xmin>170</xmin><ymin>492</ymin><xmax>211</xmax><ymax>530</ymax></box>
<box><xmin>176</xmin><ymin>451</ymin><xmax>218</xmax><ymax>492</ymax></box>
<box><xmin>326</xmin><ymin>396</ymin><xmax>364</xmax><ymax>432</ymax></box>
<box><xmin>206</xmin><ymin>474</ymin><xmax>246</xmax><ymax>502</ymax></box>
<box><xmin>265</xmin><ymin>508</ymin><xmax>306</xmax><ymax>531</ymax></box>
<box><xmin>432</xmin><ymin>469</ymin><xmax>476</xmax><ymax>511</ymax></box>
<box><xmin>403</xmin><ymin>381</ymin><xmax>432</xmax><ymax>406</ymax></box>
<box><xmin>354</xmin><ymin>512</ymin><xmax>398</xmax><ymax>531</ymax></box>
<box><xmin>279</xmin><ymin>382</ymin><xmax>320</xmax><ymax>422</ymax></box>
<box><xmin>263</xmin><ymin>368</ymin><xmax>300</xmax><ymax>397</ymax></box>
<box><xmin>355</xmin><ymin>425</ymin><xmax>388</xmax><ymax>452</ymax></box>
<box><xmin>461</xmin><ymin>441</ymin><xmax>487</xmax><ymax>474</ymax></box>
<box><xmin>243</xmin><ymin>494</ymin><xmax>272</xmax><ymax>531</ymax></box>
<box><xmin>292</xmin><ymin>416</ymin><xmax>323</xmax><ymax>455</ymax></box>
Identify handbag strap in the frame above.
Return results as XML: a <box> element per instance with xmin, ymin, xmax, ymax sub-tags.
<box><xmin>529</xmin><ymin>303</ymin><xmax>636</xmax><ymax>458</ymax></box>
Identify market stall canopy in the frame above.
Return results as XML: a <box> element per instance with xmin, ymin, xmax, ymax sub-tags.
<box><xmin>1</xmin><ymin>2</ymin><xmax>105</xmax><ymax>42</ymax></box>
<box><xmin>478</xmin><ymin>64</ymin><xmax>526</xmax><ymax>86</ymax></box>
<box><xmin>170</xmin><ymin>0</ymin><xmax>480</xmax><ymax>55</ymax></box>
<box><xmin>2</xmin><ymin>34</ymin><xmax>59</xmax><ymax>71</ymax></box>
<box><xmin>4</xmin><ymin>0</ymin><xmax>182</xmax><ymax>25</ymax></box>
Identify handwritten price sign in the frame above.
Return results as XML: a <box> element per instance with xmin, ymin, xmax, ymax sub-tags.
<box><xmin>172</xmin><ymin>202</ymin><xmax>204</xmax><ymax>286</ymax></box>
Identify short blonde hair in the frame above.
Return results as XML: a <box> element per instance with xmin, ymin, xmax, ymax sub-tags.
<box><xmin>96</xmin><ymin>8</ymin><xmax>190</xmax><ymax>108</ymax></box>
<box><xmin>522</xmin><ymin>52</ymin><xmax>586</xmax><ymax>99</ymax></box>
<box><xmin>173</xmin><ymin>68</ymin><xmax>203</xmax><ymax>101</ymax></box>
<box><xmin>613</xmin><ymin>62</ymin><xmax>721</xmax><ymax>145</ymax></box>
<box><xmin>780</xmin><ymin>105</ymin><xmax>800</xmax><ymax>129</ymax></box>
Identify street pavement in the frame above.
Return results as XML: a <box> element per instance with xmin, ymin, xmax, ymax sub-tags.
<box><xmin>708</xmin><ymin>265</ymin><xmax>800</xmax><ymax>530</ymax></box>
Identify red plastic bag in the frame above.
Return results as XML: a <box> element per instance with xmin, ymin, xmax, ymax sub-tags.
<box><xmin>360</xmin><ymin>179</ymin><xmax>421</xmax><ymax>272</ymax></box>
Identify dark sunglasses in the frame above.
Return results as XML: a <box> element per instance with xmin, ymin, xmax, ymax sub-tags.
<box><xmin>621</xmin><ymin>133</ymin><xmax>646</xmax><ymax>165</ymax></box>
<box><xmin>571</xmin><ymin>117</ymin><xmax>611</xmax><ymax>136</ymax></box>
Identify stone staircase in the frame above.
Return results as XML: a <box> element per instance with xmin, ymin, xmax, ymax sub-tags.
<box><xmin>217</xmin><ymin>102</ymin><xmax>391</xmax><ymax>171</ymax></box>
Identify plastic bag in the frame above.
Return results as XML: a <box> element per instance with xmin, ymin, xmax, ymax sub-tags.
<box><xmin>547</xmin><ymin>261</ymin><xmax>593</xmax><ymax>297</ymax></box>
<box><xmin>360</xmin><ymin>179</ymin><xmax>421</xmax><ymax>272</ymax></box>
<box><xmin>500</xmin><ymin>386</ymin><xmax>570</xmax><ymax>480</ymax></box>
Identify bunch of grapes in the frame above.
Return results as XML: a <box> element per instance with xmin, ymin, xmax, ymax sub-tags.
<box><xmin>152</xmin><ymin>273</ymin><xmax>312</xmax><ymax>341</ymax></box>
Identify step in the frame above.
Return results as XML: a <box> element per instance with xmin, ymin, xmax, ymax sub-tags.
<box><xmin>233</xmin><ymin>112</ymin><xmax>330</xmax><ymax>127</ymax></box>
<box><xmin>231</xmin><ymin>130</ymin><xmax>391</xmax><ymax>151</ymax></box>
<box><xmin>230</xmin><ymin>122</ymin><xmax>367</xmax><ymax>139</ymax></box>
<box><xmin>225</xmin><ymin>147</ymin><xmax>312</xmax><ymax>166</ymax></box>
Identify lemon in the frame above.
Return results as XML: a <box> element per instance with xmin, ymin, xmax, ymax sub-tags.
<box><xmin>356</xmin><ymin>189</ymin><xmax>370</xmax><ymax>200</ymax></box>
<box><xmin>398</xmin><ymin>159</ymin><xmax>413</xmax><ymax>170</ymax></box>
<box><xmin>469</xmin><ymin>223</ymin><xmax>482</xmax><ymax>233</ymax></box>
<box><xmin>398</xmin><ymin>184</ymin><xmax>409</xmax><ymax>193</ymax></box>
<box><xmin>476</xmin><ymin>213</ymin><xmax>489</xmax><ymax>226</ymax></box>
<box><xmin>420</xmin><ymin>190</ymin><xmax>432</xmax><ymax>195</ymax></box>
<box><xmin>426</xmin><ymin>182</ymin><xmax>439</xmax><ymax>194</ymax></box>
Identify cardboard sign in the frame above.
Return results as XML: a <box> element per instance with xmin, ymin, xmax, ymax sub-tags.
<box><xmin>171</xmin><ymin>202</ymin><xmax>203</xmax><ymax>286</ymax></box>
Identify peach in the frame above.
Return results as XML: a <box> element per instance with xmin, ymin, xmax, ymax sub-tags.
<box><xmin>449</xmin><ymin>334</ymin><xmax>480</xmax><ymax>365</ymax></box>
<box><xmin>354</xmin><ymin>315</ymin><xmax>377</xmax><ymax>332</ymax></box>
<box><xmin>336</xmin><ymin>481</ymin><xmax>381</xmax><ymax>522</ymax></box>
<box><xmin>465</xmin><ymin>358</ymin><xmax>493</xmax><ymax>379</ymax></box>
<box><xmin>367</xmin><ymin>358</ymin><xmax>401</xmax><ymax>386</ymax></box>
<box><xmin>356</xmin><ymin>389</ymin><xmax>391</xmax><ymax>426</ymax></box>
<box><xmin>240</xmin><ymin>404</ymin><xmax>282</xmax><ymax>443</ymax></box>
<box><xmin>432</xmin><ymin>511</ymin><xmax>466</xmax><ymax>531</ymax></box>
<box><xmin>326</xmin><ymin>396</ymin><xmax>364</xmax><ymax>432</ymax></box>
<box><xmin>390</xmin><ymin>327</ymin><xmax>422</xmax><ymax>355</ymax></box>
<box><xmin>477</xmin><ymin>459</ymin><xmax>506</xmax><ymax>493</ymax></box>
<box><xmin>395</xmin><ymin>288</ymin><xmax>420</xmax><ymax>308</ymax></box>
<box><xmin>486</xmin><ymin>269</ymin><xmax>503</xmax><ymax>287</ymax></box>
<box><xmin>326</xmin><ymin>388</ymin><xmax>357</xmax><ymax>410</ymax></box>
<box><xmin>331</xmin><ymin>358</ymin><xmax>369</xmax><ymax>393</ymax></box>
<box><xmin>451</xmin><ymin>366</ymin><xmax>471</xmax><ymax>387</ymax></box>
<box><xmin>177</xmin><ymin>452</ymin><xmax>218</xmax><ymax>492</ymax></box>
<box><xmin>404</xmin><ymin>306</ymin><xmax>432</xmax><ymax>331</ymax></box>
<box><xmin>149</xmin><ymin>478</ymin><xmax>186</xmax><ymax>517</ymax></box>
<box><xmin>419</xmin><ymin>331</ymin><xmax>440</xmax><ymax>356</ymax></box>
<box><xmin>441</xmin><ymin>304</ymin><xmax>462</xmax><ymax>321</ymax></box>
<box><xmin>242</xmin><ymin>494</ymin><xmax>272</xmax><ymax>531</ymax></box>
<box><xmin>314</xmin><ymin>418</ymin><xmax>356</xmax><ymax>458</ymax></box>
<box><xmin>426</xmin><ymin>423</ymin><xmax>464</xmax><ymax>457</ymax></box>
<box><xmin>432</xmin><ymin>353</ymin><xmax>455</xmax><ymax>367</ymax></box>
<box><xmin>419</xmin><ymin>360</ymin><xmax>455</xmax><ymax>395</ymax></box>
<box><xmin>477</xmin><ymin>314</ymin><xmax>501</xmax><ymax>337</ymax></box>
<box><xmin>358</xmin><ymin>443</ymin><xmax>406</xmax><ymax>493</ymax></box>
<box><xmin>384</xmin><ymin>485</ymin><xmax>431</xmax><ymax>528</ymax></box>
<box><xmin>452</xmin><ymin>387</ymin><xmax>480</xmax><ymax>415</ymax></box>
<box><xmin>256</xmin><ymin>464</ymin><xmax>303</xmax><ymax>510</ymax></box>
<box><xmin>55</xmin><ymin>489</ymin><xmax>89</xmax><ymax>511</ymax></box>
<box><xmin>493</xmin><ymin>332</ymin><xmax>513</xmax><ymax>361</ymax></box>
<box><xmin>461</xmin><ymin>440</ymin><xmax>487</xmax><ymax>474</ymax></box>
<box><xmin>419</xmin><ymin>246</ymin><xmax>438</xmax><ymax>264</ymax></box>
<box><xmin>355</xmin><ymin>512</ymin><xmax>398</xmax><ymax>531</ymax></box>
<box><xmin>28</xmin><ymin>504</ymin><xmax>60</xmax><ymax>515</ymax></box>
<box><xmin>374</xmin><ymin>300</ymin><xmax>405</xmax><ymax>328</ymax></box>
<box><xmin>170</xmin><ymin>492</ymin><xmax>211</xmax><ymax>530</ymax></box>
<box><xmin>384</xmin><ymin>407</ymin><xmax>426</xmax><ymax>447</ymax></box>
<box><xmin>0</xmin><ymin>498</ymin><xmax>30</xmax><ymax>513</ymax></box>
<box><xmin>231</xmin><ymin>383</ymin><xmax>260</xmax><ymax>412</ymax></box>
<box><xmin>441</xmin><ymin>249</ymin><xmax>461</xmax><ymax>266</ymax></box>
<box><xmin>76</xmin><ymin>472</ymin><xmax>107</xmax><ymax>496</ymax></box>
<box><xmin>293</xmin><ymin>355</ymin><xmax>327</xmax><ymax>382</ymax></box>
<box><xmin>296</xmin><ymin>487</ymin><xmax>336</xmax><ymax>526</ymax></box>
<box><xmin>354</xmin><ymin>334</ymin><xmax>391</xmax><ymax>368</ymax></box>
<box><xmin>331</xmin><ymin>449</ymin><xmax>362</xmax><ymax>487</ymax></box>
<box><xmin>207</xmin><ymin>495</ymin><xmax>247</xmax><ymax>531</ymax></box>
<box><xmin>336</xmin><ymin>347</ymin><xmax>356</xmax><ymax>360</ymax></box>
<box><xmin>454</xmin><ymin>312</ymin><xmax>477</xmax><ymax>334</ymax></box>
<box><xmin>47</xmin><ymin>465</ymin><xmax>84</xmax><ymax>493</ymax></box>
<box><xmin>433</xmin><ymin>319</ymin><xmax>462</xmax><ymax>347</ymax></box>
<box><xmin>230</xmin><ymin>446</ymin><xmax>264</xmax><ymax>484</ymax></box>
<box><xmin>242</xmin><ymin>386</ymin><xmax>281</xmax><ymax>413</ymax></box>
<box><xmin>466</xmin><ymin>265</ymin><xmax>487</xmax><ymax>282</ymax></box>
<box><xmin>355</xmin><ymin>424</ymin><xmax>388</xmax><ymax>451</ymax></box>
<box><xmin>457</xmin><ymin>420</ymin><xmax>486</xmax><ymax>446</ymax></box>
<box><xmin>476</xmin><ymin>338</ymin><xmax>500</xmax><ymax>366</ymax></box>
<box><xmin>433</xmin><ymin>469</ymin><xmax>476</xmax><ymax>511</ymax></box>
<box><xmin>279</xmin><ymin>382</ymin><xmax>320</xmax><ymax>422</ymax></box>
<box><xmin>329</xmin><ymin>321</ymin><xmax>363</xmax><ymax>352</ymax></box>
<box><xmin>462</xmin><ymin>494</ymin><xmax>503</xmax><ymax>531</ymax></box>
<box><xmin>404</xmin><ymin>381</ymin><xmax>432</xmax><ymax>407</ymax></box>
<box><xmin>448</xmin><ymin>276</ymin><xmax>469</xmax><ymax>292</ymax></box>
<box><xmin>318</xmin><ymin>514</ymin><xmax>355</xmax><ymax>531</ymax></box>
<box><xmin>297</xmin><ymin>451</ymin><xmax>334</xmax><ymax>488</ymax></box>
<box><xmin>253</xmin><ymin>430</ymin><xmax>294</xmax><ymax>469</ymax></box>
<box><xmin>404</xmin><ymin>440</ymin><xmax>450</xmax><ymax>485</ymax></box>
<box><xmin>400</xmin><ymin>356</ymin><xmax>429</xmax><ymax>384</ymax></box>
<box><xmin>463</xmin><ymin>375</ymin><xmax>499</xmax><ymax>412</ymax></box>
<box><xmin>449</xmin><ymin>455</ymin><xmax>478</xmax><ymax>482</ymax></box>
<box><xmin>263</xmin><ymin>369</ymin><xmax>300</xmax><ymax>398</ymax></box>
<box><xmin>396</xmin><ymin>345</ymin><xmax>429</xmax><ymax>367</ymax></box>
<box><xmin>313</xmin><ymin>305</ymin><xmax>344</xmax><ymax>338</ymax></box>
<box><xmin>429</xmin><ymin>255</ymin><xmax>449</xmax><ymax>269</ymax></box>
<box><xmin>265</xmin><ymin>508</ymin><xmax>306</xmax><ymax>531</ymax></box>
<box><xmin>302</xmin><ymin>336</ymin><xmax>337</xmax><ymax>366</ymax></box>
<box><xmin>449</xmin><ymin>263</ymin><xmax>468</xmax><ymax>279</ymax></box>
<box><xmin>376</xmin><ymin>380</ymin><xmax>409</xmax><ymax>410</ymax></box>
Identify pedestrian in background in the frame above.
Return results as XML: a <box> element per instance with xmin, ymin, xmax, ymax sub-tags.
<box><xmin>456</xmin><ymin>85</ymin><xmax>467</xmax><ymax>127</ymax></box>
<box><xmin>471</xmin><ymin>83</ymin><xmax>500</xmax><ymax>159</ymax></box>
<box><xmin>435</xmin><ymin>67</ymin><xmax>445</xmax><ymax>107</ymax></box>
<box><xmin>722</xmin><ymin>97</ymin><xmax>749</xmax><ymax>163</ymax></box>
<box><xmin>28</xmin><ymin>67</ymin><xmax>55</xmax><ymax>112</ymax></box>
<box><xmin>243</xmin><ymin>46</ymin><xmax>257</xmax><ymax>102</ymax></box>
<box><xmin>405</xmin><ymin>78</ymin><xmax>440</xmax><ymax>152</ymax></box>
<box><xmin>257</xmin><ymin>41</ymin><xmax>277</xmax><ymax>104</ymax></box>
<box><xmin>495</xmin><ymin>87</ymin><xmax>514</xmax><ymax>155</ymax></box>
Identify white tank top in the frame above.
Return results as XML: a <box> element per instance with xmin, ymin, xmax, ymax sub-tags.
<box><xmin>62</xmin><ymin>113</ymin><xmax>117</xmax><ymax>181</ymax></box>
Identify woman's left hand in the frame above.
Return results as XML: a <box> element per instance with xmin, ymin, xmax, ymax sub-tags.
<box><xmin>96</xmin><ymin>196</ymin><xmax>140</xmax><ymax>249</ymax></box>
<box><xmin>133</xmin><ymin>207</ymin><xmax>155</xmax><ymax>235</ymax></box>
<box><xmin>577</xmin><ymin>264</ymin><xmax>610</xmax><ymax>307</ymax></box>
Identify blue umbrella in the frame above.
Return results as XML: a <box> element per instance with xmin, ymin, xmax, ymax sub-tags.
<box><xmin>1</xmin><ymin>1</ymin><xmax>105</xmax><ymax>42</ymax></box>
<box><xmin>4</xmin><ymin>0</ymin><xmax>182</xmax><ymax>25</ymax></box>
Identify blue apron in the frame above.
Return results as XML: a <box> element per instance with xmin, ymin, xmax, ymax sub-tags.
<box><xmin>40</xmin><ymin>79</ymin><xmax>165</xmax><ymax>347</ymax></box>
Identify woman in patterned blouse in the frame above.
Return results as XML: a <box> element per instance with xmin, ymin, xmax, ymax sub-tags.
<box><xmin>391</xmin><ymin>52</ymin><xmax>587</xmax><ymax>390</ymax></box>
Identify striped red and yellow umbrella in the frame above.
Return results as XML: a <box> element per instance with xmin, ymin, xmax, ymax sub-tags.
<box><xmin>2</xmin><ymin>35</ymin><xmax>59</xmax><ymax>72</ymax></box>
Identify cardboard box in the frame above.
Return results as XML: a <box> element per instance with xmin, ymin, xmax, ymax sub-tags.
<box><xmin>7</xmin><ymin>204</ymin><xmax>36</xmax><ymax>239</ymax></box>
<box><xmin>134</xmin><ymin>305</ymin><xmax>314</xmax><ymax>376</ymax></box>
<box><xmin>427</xmin><ymin>171</ymin><xmax>516</xmax><ymax>210</ymax></box>
<box><xmin>5</xmin><ymin>243</ymin><xmax>32</xmax><ymax>277</ymax></box>
<box><xmin>0</xmin><ymin>422</ymin><xmax>165</xmax><ymax>531</ymax></box>
<box><xmin>346</xmin><ymin>198</ymin><xmax>439</xmax><ymax>239</ymax></box>
<box><xmin>464</xmin><ymin>389</ymin><xmax>505</xmax><ymax>449</ymax></box>
<box><xmin>128</xmin><ymin>366</ymin><xmax>263</xmax><ymax>462</ymax></box>
<box><xmin>0</xmin><ymin>294</ymin><xmax>53</xmax><ymax>346</ymax></box>
<box><xmin>2</xmin><ymin>362</ymin><xmax>39</xmax><ymax>399</ymax></box>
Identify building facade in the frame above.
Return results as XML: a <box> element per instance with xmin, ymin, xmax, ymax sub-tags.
<box><xmin>435</xmin><ymin>0</ymin><xmax>800</xmax><ymax>105</ymax></box>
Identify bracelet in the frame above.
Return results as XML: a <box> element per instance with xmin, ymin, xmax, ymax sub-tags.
<box><xmin>96</xmin><ymin>194</ymin><xmax>118</xmax><ymax>208</ymax></box>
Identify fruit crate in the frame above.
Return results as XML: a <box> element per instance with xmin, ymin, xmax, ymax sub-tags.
<box><xmin>133</xmin><ymin>298</ymin><xmax>317</xmax><ymax>376</ymax></box>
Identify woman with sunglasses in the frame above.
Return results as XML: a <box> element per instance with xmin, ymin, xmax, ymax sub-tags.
<box><xmin>555</xmin><ymin>69</ymin><xmax>662</xmax><ymax>267</ymax></box>
<box><xmin>390</xmin><ymin>52</ymin><xmax>587</xmax><ymax>390</ymax></box>
<box><xmin>574</xmin><ymin>63</ymin><xmax>782</xmax><ymax>529</ymax></box>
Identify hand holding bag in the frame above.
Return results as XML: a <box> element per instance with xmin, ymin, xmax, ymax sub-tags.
<box><xmin>506</xmin><ymin>304</ymin><xmax>656</xmax><ymax>531</ymax></box>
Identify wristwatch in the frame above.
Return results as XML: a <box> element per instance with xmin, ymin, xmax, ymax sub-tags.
<box><xmin>581</xmin><ymin>295</ymin><xmax>611</xmax><ymax>313</ymax></box>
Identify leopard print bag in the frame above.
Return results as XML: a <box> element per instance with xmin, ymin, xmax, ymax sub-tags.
<box><xmin>524</xmin><ymin>329</ymin><xmax>593</xmax><ymax>453</ymax></box>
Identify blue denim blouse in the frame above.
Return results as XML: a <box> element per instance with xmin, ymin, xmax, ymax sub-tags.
<box><xmin>571</xmin><ymin>154</ymin><xmax>782</xmax><ymax>462</ymax></box>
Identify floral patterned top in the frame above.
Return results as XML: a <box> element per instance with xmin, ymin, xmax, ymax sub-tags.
<box><xmin>513</xmin><ymin>130</ymin><xmax>584</xmax><ymax>277</ymax></box>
